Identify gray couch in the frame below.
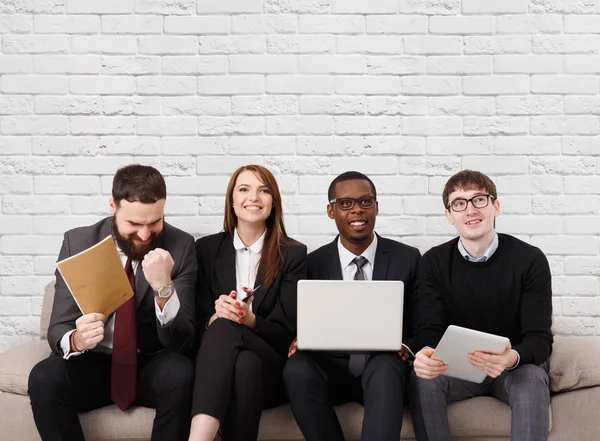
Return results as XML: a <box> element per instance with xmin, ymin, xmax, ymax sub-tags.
<box><xmin>1</xmin><ymin>283</ymin><xmax>599</xmax><ymax>441</ymax></box>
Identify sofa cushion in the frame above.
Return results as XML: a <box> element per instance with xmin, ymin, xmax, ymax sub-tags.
<box><xmin>257</xmin><ymin>397</ymin><xmax>513</xmax><ymax>440</ymax></box>
<box><xmin>549</xmin><ymin>336</ymin><xmax>600</xmax><ymax>393</ymax></box>
<box><xmin>0</xmin><ymin>341</ymin><xmax>51</xmax><ymax>395</ymax></box>
<box><xmin>40</xmin><ymin>282</ymin><xmax>55</xmax><ymax>341</ymax></box>
<box><xmin>79</xmin><ymin>405</ymin><xmax>154</xmax><ymax>441</ymax></box>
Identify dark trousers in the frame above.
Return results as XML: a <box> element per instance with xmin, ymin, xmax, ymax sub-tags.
<box><xmin>28</xmin><ymin>350</ymin><xmax>194</xmax><ymax>441</ymax></box>
<box><xmin>283</xmin><ymin>351</ymin><xmax>409</xmax><ymax>441</ymax></box>
<box><xmin>192</xmin><ymin>319</ymin><xmax>287</xmax><ymax>441</ymax></box>
<box><xmin>409</xmin><ymin>363</ymin><xmax>550</xmax><ymax>441</ymax></box>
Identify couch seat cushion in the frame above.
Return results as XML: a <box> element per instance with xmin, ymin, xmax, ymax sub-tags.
<box><xmin>257</xmin><ymin>397</ymin><xmax>513</xmax><ymax>440</ymax></box>
<box><xmin>80</xmin><ymin>405</ymin><xmax>154</xmax><ymax>441</ymax></box>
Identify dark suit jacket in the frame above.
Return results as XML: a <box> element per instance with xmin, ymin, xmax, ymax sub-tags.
<box><xmin>195</xmin><ymin>231</ymin><xmax>307</xmax><ymax>356</ymax></box>
<box><xmin>48</xmin><ymin>217</ymin><xmax>198</xmax><ymax>356</ymax></box>
<box><xmin>306</xmin><ymin>233</ymin><xmax>420</xmax><ymax>350</ymax></box>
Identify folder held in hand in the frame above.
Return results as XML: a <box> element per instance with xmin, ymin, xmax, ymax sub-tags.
<box><xmin>56</xmin><ymin>235</ymin><xmax>134</xmax><ymax>317</ymax></box>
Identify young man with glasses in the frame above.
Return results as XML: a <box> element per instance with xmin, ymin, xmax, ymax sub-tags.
<box><xmin>283</xmin><ymin>171</ymin><xmax>421</xmax><ymax>441</ymax></box>
<box><xmin>410</xmin><ymin>169</ymin><xmax>553</xmax><ymax>441</ymax></box>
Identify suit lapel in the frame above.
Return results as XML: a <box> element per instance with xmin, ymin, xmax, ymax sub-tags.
<box><xmin>372</xmin><ymin>234</ymin><xmax>389</xmax><ymax>281</ymax></box>
<box><xmin>251</xmin><ymin>270</ymin><xmax>268</xmax><ymax>311</ymax></box>
<box><xmin>215</xmin><ymin>235</ymin><xmax>237</xmax><ymax>295</ymax></box>
<box><xmin>325</xmin><ymin>237</ymin><xmax>343</xmax><ymax>280</ymax></box>
<box><xmin>135</xmin><ymin>267</ymin><xmax>150</xmax><ymax>307</ymax></box>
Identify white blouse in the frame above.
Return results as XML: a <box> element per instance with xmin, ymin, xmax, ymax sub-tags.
<box><xmin>233</xmin><ymin>228</ymin><xmax>266</xmax><ymax>311</ymax></box>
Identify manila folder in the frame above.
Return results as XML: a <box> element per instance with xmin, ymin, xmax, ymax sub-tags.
<box><xmin>56</xmin><ymin>235</ymin><xmax>134</xmax><ymax>317</ymax></box>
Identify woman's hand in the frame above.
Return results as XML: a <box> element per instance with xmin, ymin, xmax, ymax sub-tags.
<box><xmin>208</xmin><ymin>288</ymin><xmax>257</xmax><ymax>329</ymax></box>
<box><xmin>211</xmin><ymin>290</ymin><xmax>244</xmax><ymax>324</ymax></box>
<box><xmin>237</xmin><ymin>286</ymin><xmax>257</xmax><ymax>329</ymax></box>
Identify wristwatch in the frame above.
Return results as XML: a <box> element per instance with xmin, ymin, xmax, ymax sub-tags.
<box><xmin>155</xmin><ymin>282</ymin><xmax>174</xmax><ymax>298</ymax></box>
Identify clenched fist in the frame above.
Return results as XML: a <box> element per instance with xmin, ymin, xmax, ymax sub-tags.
<box><xmin>142</xmin><ymin>248</ymin><xmax>174</xmax><ymax>291</ymax></box>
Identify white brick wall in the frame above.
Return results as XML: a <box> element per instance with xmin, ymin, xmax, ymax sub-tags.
<box><xmin>1</xmin><ymin>0</ymin><xmax>600</xmax><ymax>351</ymax></box>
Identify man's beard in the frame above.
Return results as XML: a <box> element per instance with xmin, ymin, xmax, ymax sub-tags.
<box><xmin>112</xmin><ymin>217</ymin><xmax>162</xmax><ymax>261</ymax></box>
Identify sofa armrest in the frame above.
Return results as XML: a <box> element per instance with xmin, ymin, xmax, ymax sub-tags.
<box><xmin>549</xmin><ymin>336</ymin><xmax>600</xmax><ymax>393</ymax></box>
<box><xmin>0</xmin><ymin>340</ymin><xmax>51</xmax><ymax>395</ymax></box>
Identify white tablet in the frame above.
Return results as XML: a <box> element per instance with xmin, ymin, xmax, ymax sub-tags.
<box><xmin>432</xmin><ymin>325</ymin><xmax>511</xmax><ymax>383</ymax></box>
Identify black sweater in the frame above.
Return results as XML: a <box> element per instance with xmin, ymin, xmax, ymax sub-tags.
<box><xmin>413</xmin><ymin>233</ymin><xmax>553</xmax><ymax>366</ymax></box>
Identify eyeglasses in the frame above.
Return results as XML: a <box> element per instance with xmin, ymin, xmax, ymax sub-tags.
<box><xmin>329</xmin><ymin>197</ymin><xmax>376</xmax><ymax>210</ymax></box>
<box><xmin>447</xmin><ymin>194</ymin><xmax>495</xmax><ymax>212</ymax></box>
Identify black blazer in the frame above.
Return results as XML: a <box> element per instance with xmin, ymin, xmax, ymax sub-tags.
<box><xmin>306</xmin><ymin>233</ymin><xmax>420</xmax><ymax>350</ymax></box>
<box><xmin>48</xmin><ymin>217</ymin><xmax>198</xmax><ymax>356</ymax></box>
<box><xmin>195</xmin><ymin>231</ymin><xmax>307</xmax><ymax>356</ymax></box>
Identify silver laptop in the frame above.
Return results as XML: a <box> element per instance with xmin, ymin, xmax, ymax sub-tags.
<box><xmin>297</xmin><ymin>280</ymin><xmax>404</xmax><ymax>351</ymax></box>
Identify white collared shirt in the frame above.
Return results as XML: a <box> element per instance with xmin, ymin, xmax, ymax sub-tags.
<box><xmin>233</xmin><ymin>228</ymin><xmax>266</xmax><ymax>311</ymax></box>
<box><xmin>337</xmin><ymin>234</ymin><xmax>378</xmax><ymax>281</ymax></box>
<box><xmin>60</xmin><ymin>244</ymin><xmax>180</xmax><ymax>359</ymax></box>
<box><xmin>458</xmin><ymin>232</ymin><xmax>499</xmax><ymax>262</ymax></box>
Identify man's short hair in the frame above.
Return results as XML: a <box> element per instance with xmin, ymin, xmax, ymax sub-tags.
<box><xmin>442</xmin><ymin>169</ymin><xmax>497</xmax><ymax>209</ymax></box>
<box><xmin>112</xmin><ymin>164</ymin><xmax>166</xmax><ymax>206</ymax></box>
<box><xmin>327</xmin><ymin>171</ymin><xmax>377</xmax><ymax>202</ymax></box>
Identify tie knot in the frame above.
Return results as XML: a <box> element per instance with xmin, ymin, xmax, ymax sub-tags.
<box><xmin>352</xmin><ymin>256</ymin><xmax>368</xmax><ymax>270</ymax></box>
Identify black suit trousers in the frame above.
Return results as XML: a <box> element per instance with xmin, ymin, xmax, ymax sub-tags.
<box><xmin>283</xmin><ymin>351</ymin><xmax>409</xmax><ymax>441</ymax></box>
<box><xmin>28</xmin><ymin>350</ymin><xmax>194</xmax><ymax>441</ymax></box>
<box><xmin>192</xmin><ymin>318</ymin><xmax>287</xmax><ymax>441</ymax></box>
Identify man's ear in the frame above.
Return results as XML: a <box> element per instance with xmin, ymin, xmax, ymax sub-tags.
<box><xmin>375</xmin><ymin>200</ymin><xmax>379</xmax><ymax>216</ymax></box>
<box><xmin>109</xmin><ymin>198</ymin><xmax>117</xmax><ymax>215</ymax></box>
<box><xmin>445</xmin><ymin>209</ymin><xmax>454</xmax><ymax>225</ymax></box>
<box><xmin>327</xmin><ymin>204</ymin><xmax>334</xmax><ymax>219</ymax></box>
<box><xmin>494</xmin><ymin>198</ymin><xmax>501</xmax><ymax>216</ymax></box>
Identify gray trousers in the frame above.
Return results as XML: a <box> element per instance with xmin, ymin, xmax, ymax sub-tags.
<box><xmin>409</xmin><ymin>363</ymin><xmax>550</xmax><ymax>441</ymax></box>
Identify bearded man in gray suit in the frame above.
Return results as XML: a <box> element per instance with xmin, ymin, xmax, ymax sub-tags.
<box><xmin>28</xmin><ymin>164</ymin><xmax>198</xmax><ymax>441</ymax></box>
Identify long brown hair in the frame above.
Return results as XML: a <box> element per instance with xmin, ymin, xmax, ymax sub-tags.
<box><xmin>223</xmin><ymin>165</ymin><xmax>297</xmax><ymax>289</ymax></box>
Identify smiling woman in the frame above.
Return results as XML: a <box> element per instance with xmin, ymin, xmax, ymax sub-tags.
<box><xmin>190</xmin><ymin>165</ymin><xmax>307</xmax><ymax>441</ymax></box>
<box><xmin>231</xmin><ymin>170</ymin><xmax>273</xmax><ymax>226</ymax></box>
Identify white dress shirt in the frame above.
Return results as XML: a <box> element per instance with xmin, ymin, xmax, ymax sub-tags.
<box><xmin>233</xmin><ymin>228</ymin><xmax>266</xmax><ymax>312</ymax></box>
<box><xmin>337</xmin><ymin>234</ymin><xmax>378</xmax><ymax>281</ymax></box>
<box><xmin>60</xmin><ymin>244</ymin><xmax>180</xmax><ymax>359</ymax></box>
<box><xmin>458</xmin><ymin>232</ymin><xmax>499</xmax><ymax>262</ymax></box>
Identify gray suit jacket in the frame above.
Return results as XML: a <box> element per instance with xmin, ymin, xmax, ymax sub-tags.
<box><xmin>48</xmin><ymin>217</ymin><xmax>198</xmax><ymax>356</ymax></box>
